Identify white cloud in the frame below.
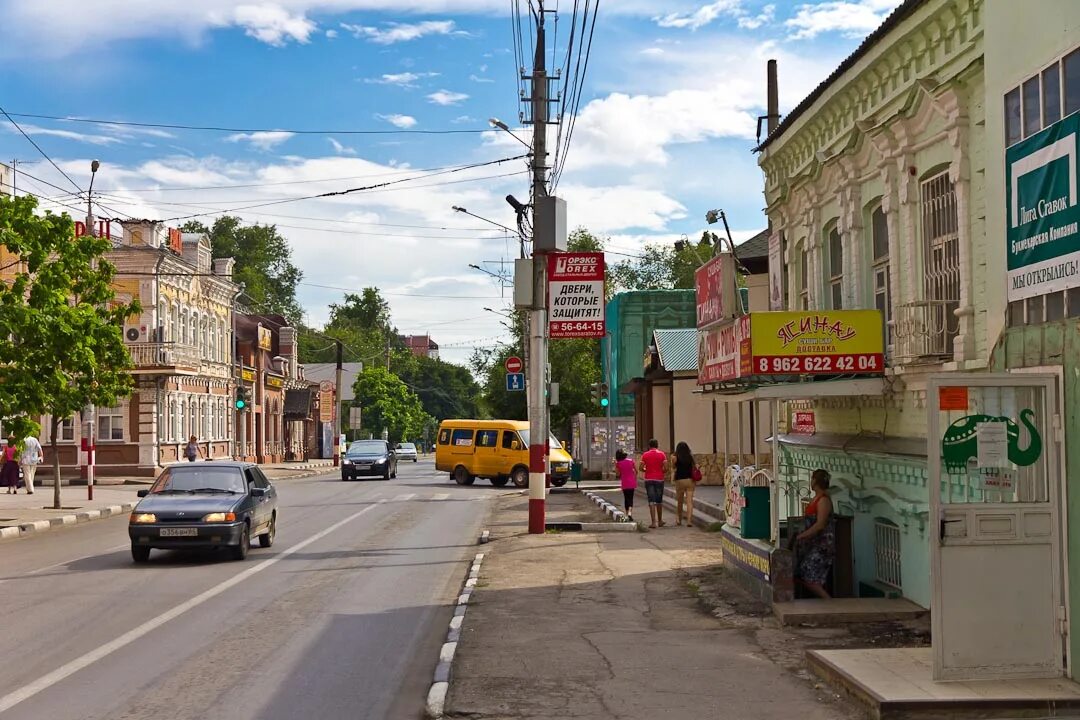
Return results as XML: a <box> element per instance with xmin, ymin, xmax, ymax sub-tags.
<box><xmin>341</xmin><ymin>19</ymin><xmax>459</xmax><ymax>44</ymax></box>
<box><xmin>364</xmin><ymin>71</ymin><xmax>439</xmax><ymax>87</ymax></box>
<box><xmin>233</xmin><ymin>4</ymin><xmax>316</xmax><ymax>46</ymax></box>
<box><xmin>3</xmin><ymin>123</ymin><xmax>122</xmax><ymax>146</ymax></box>
<box><xmin>640</xmin><ymin>47</ymin><xmax>665</xmax><ymax>57</ymax></box>
<box><xmin>325</xmin><ymin>28</ymin><xmax>338</xmax><ymax>38</ymax></box>
<box><xmin>452</xmin><ymin>115</ymin><xmax>478</xmax><ymax>124</ymax></box>
<box><xmin>377</xmin><ymin>114</ymin><xmax>418</xmax><ymax>129</ymax></box>
<box><xmin>655</xmin><ymin>0</ymin><xmax>742</xmax><ymax>30</ymax></box>
<box><xmin>561</xmin><ymin>184</ymin><xmax>687</xmax><ymax>233</ymax></box>
<box><xmin>469</xmin><ymin>74</ymin><xmax>494</xmax><ymax>83</ymax></box>
<box><xmin>427</xmin><ymin>89</ymin><xmax>469</xmax><ymax>106</ymax></box>
<box><xmin>328</xmin><ymin>138</ymin><xmax>356</xmax><ymax>155</ymax></box>
<box><xmin>738</xmin><ymin>3</ymin><xmax>775</xmax><ymax>29</ymax></box>
<box><xmin>786</xmin><ymin>0</ymin><xmax>902</xmax><ymax>40</ymax></box>
<box><xmin>225</xmin><ymin>130</ymin><xmax>295</xmax><ymax>150</ymax></box>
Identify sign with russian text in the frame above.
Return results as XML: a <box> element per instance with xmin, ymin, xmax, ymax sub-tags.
<box><xmin>1007</xmin><ymin>111</ymin><xmax>1080</xmax><ymax>301</ymax></box>
<box><xmin>547</xmin><ymin>252</ymin><xmax>605</xmax><ymax>339</ymax></box>
<box><xmin>792</xmin><ymin>411</ymin><xmax>816</xmax><ymax>434</ymax></box>
<box><xmin>319</xmin><ymin>380</ymin><xmax>334</xmax><ymax>423</ymax></box>
<box><xmin>720</xmin><ymin>526</ymin><xmax>771</xmax><ymax>582</ymax></box>
<box><xmin>694</xmin><ymin>253</ymin><xmax>736</xmax><ymax>328</ymax></box>
<box><xmin>698</xmin><ymin>315</ymin><xmax>751</xmax><ymax>385</ymax></box>
<box><xmin>749</xmin><ymin>310</ymin><xmax>884</xmax><ymax>375</ymax></box>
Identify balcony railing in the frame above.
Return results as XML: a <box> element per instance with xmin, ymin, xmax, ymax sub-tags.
<box><xmin>127</xmin><ymin>342</ymin><xmax>200</xmax><ymax>371</ymax></box>
<box><xmin>893</xmin><ymin>300</ymin><xmax>958</xmax><ymax>362</ymax></box>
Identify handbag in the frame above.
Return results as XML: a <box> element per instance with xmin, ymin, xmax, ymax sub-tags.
<box><xmin>691</xmin><ymin>466</ymin><xmax>702</xmax><ymax>483</ymax></box>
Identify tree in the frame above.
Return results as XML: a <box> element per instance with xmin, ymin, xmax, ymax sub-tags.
<box><xmin>181</xmin><ymin>217</ymin><xmax>304</xmax><ymax>321</ymax></box>
<box><xmin>351</xmin><ymin>367</ymin><xmax>431</xmax><ymax>443</ymax></box>
<box><xmin>0</xmin><ymin>196</ymin><xmax>140</xmax><ymax>508</ymax></box>
<box><xmin>396</xmin><ymin>354</ymin><xmax>483</xmax><ymax>422</ymax></box>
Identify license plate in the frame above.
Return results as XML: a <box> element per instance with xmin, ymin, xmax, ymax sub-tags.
<box><xmin>357</xmin><ymin>464</ymin><xmax>372</xmax><ymax>470</ymax></box>
<box><xmin>159</xmin><ymin>527</ymin><xmax>198</xmax><ymax>537</ymax></box>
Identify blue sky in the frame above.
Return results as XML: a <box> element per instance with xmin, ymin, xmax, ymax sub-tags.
<box><xmin>0</xmin><ymin>0</ymin><xmax>901</xmax><ymax>364</ymax></box>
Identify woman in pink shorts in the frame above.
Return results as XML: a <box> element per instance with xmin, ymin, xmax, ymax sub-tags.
<box><xmin>615</xmin><ymin>450</ymin><xmax>637</xmax><ymax>519</ymax></box>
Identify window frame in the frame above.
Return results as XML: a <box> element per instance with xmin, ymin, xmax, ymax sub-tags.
<box><xmin>97</xmin><ymin>405</ymin><xmax>125</xmax><ymax>442</ymax></box>
<box><xmin>476</xmin><ymin>430</ymin><xmax>499</xmax><ymax>448</ymax></box>
<box><xmin>826</xmin><ymin>223</ymin><xmax>843</xmax><ymax>310</ymax></box>
<box><xmin>869</xmin><ymin>203</ymin><xmax>892</xmax><ymax>348</ymax></box>
<box><xmin>450</xmin><ymin>429</ymin><xmax>474</xmax><ymax>447</ymax></box>
<box><xmin>798</xmin><ymin>242</ymin><xmax>809</xmax><ymax>310</ymax></box>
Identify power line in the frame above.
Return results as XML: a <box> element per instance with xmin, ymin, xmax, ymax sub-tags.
<box><xmin>0</xmin><ymin>104</ymin><xmax>84</xmax><ymax>197</ymax></box>
<box><xmin>2</xmin><ymin>111</ymin><xmax>491</xmax><ymax>136</ymax></box>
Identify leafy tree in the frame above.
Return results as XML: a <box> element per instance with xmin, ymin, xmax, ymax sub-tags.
<box><xmin>0</xmin><ymin>196</ymin><xmax>140</xmax><ymax>508</ymax></box>
<box><xmin>329</xmin><ymin>289</ymin><xmax>392</xmax><ymax>332</ymax></box>
<box><xmin>181</xmin><ymin>217</ymin><xmax>303</xmax><ymax>321</ymax></box>
<box><xmin>396</xmin><ymin>354</ymin><xmax>483</xmax><ymax>422</ymax></box>
<box><xmin>351</xmin><ymin>367</ymin><xmax>431</xmax><ymax>443</ymax></box>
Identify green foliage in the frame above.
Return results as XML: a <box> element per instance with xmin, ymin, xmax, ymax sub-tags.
<box><xmin>181</xmin><ymin>217</ymin><xmax>304</xmax><ymax>321</ymax></box>
<box><xmin>351</xmin><ymin>367</ymin><xmax>431</xmax><ymax>443</ymax></box>
<box><xmin>0</xmin><ymin>195</ymin><xmax>140</xmax><ymax>508</ymax></box>
<box><xmin>395</xmin><ymin>353</ymin><xmax>483</xmax><ymax>422</ymax></box>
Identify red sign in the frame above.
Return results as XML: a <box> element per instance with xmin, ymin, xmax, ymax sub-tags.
<box><xmin>168</xmin><ymin>228</ymin><xmax>183</xmax><ymax>255</ymax></box>
<box><xmin>548</xmin><ymin>252</ymin><xmax>605</xmax><ymax>339</ymax></box>
<box><xmin>792</xmin><ymin>411</ymin><xmax>816</xmax><ymax>434</ymax></box>
<box><xmin>939</xmin><ymin>386</ymin><xmax>969</xmax><ymax>411</ymax></box>
<box><xmin>74</xmin><ymin>219</ymin><xmax>112</xmax><ymax>239</ymax></box>
<box><xmin>694</xmin><ymin>253</ymin><xmax>735</xmax><ymax>329</ymax></box>
<box><xmin>698</xmin><ymin>315</ymin><xmax>751</xmax><ymax>384</ymax></box>
<box><xmin>504</xmin><ymin>356</ymin><xmax>523</xmax><ymax>373</ymax></box>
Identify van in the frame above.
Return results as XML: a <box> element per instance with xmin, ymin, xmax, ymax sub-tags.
<box><xmin>435</xmin><ymin>419</ymin><xmax>573</xmax><ymax>487</ymax></box>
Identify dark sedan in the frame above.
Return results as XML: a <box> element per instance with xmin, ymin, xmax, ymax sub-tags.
<box><xmin>342</xmin><ymin>440</ymin><xmax>398</xmax><ymax>481</ymax></box>
<box><xmin>128</xmin><ymin>462</ymin><xmax>278</xmax><ymax>563</ymax></box>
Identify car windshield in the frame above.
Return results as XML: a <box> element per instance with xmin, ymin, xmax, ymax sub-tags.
<box><xmin>348</xmin><ymin>441</ymin><xmax>387</xmax><ymax>456</ymax></box>
<box><xmin>517</xmin><ymin>430</ymin><xmax>564</xmax><ymax>450</ymax></box>
<box><xmin>151</xmin><ymin>467</ymin><xmax>246</xmax><ymax>494</ymax></box>
<box><xmin>399</xmin><ymin>443</ymin><xmax>416</xmax><ymax>450</ymax></box>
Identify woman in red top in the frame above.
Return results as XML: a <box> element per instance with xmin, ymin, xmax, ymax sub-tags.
<box><xmin>2</xmin><ymin>435</ymin><xmax>20</xmax><ymax>494</ymax></box>
<box><xmin>796</xmin><ymin>469</ymin><xmax>836</xmax><ymax>599</ymax></box>
<box><xmin>638</xmin><ymin>439</ymin><xmax>667</xmax><ymax>528</ymax></box>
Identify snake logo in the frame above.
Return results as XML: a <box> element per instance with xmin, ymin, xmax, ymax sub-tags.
<box><xmin>941</xmin><ymin>410</ymin><xmax>1042</xmax><ymax>474</ymax></box>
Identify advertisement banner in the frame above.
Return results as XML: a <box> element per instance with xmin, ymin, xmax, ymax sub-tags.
<box><xmin>694</xmin><ymin>253</ymin><xmax>736</xmax><ymax>329</ymax></box>
<box><xmin>791</xmin><ymin>411</ymin><xmax>816</xmax><ymax>434</ymax></box>
<box><xmin>697</xmin><ymin>315</ymin><xmax>751</xmax><ymax>385</ymax></box>
<box><xmin>318</xmin><ymin>380</ymin><xmax>335</xmax><ymax>423</ymax></box>
<box><xmin>1006</xmin><ymin>112</ymin><xmax>1080</xmax><ymax>301</ymax></box>
<box><xmin>749</xmin><ymin>310</ymin><xmax>884</xmax><ymax>375</ymax></box>
<box><xmin>768</xmin><ymin>233</ymin><xmax>783</xmax><ymax>311</ymax></box>
<box><xmin>548</xmin><ymin>251</ymin><xmax>605</xmax><ymax>338</ymax></box>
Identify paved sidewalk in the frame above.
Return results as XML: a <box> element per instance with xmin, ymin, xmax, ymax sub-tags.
<box><xmin>446</xmin><ymin>491</ymin><xmax>856</xmax><ymax>720</ymax></box>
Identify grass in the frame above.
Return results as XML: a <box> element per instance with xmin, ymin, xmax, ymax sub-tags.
<box><xmin>706</xmin><ymin>522</ymin><xmax>725</xmax><ymax>533</ymax></box>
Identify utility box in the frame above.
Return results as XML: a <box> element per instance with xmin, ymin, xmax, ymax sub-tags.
<box><xmin>534</xmin><ymin>196</ymin><xmax>567</xmax><ymax>252</ymax></box>
<box><xmin>514</xmin><ymin>258</ymin><xmax>533</xmax><ymax>308</ymax></box>
<box><xmin>740</xmin><ymin>486</ymin><xmax>770</xmax><ymax>539</ymax></box>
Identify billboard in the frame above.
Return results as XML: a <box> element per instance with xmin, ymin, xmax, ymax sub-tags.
<box><xmin>547</xmin><ymin>251</ymin><xmax>605</xmax><ymax>339</ymax></box>
<box><xmin>1006</xmin><ymin>111</ymin><xmax>1080</xmax><ymax>301</ymax></box>
<box><xmin>698</xmin><ymin>315</ymin><xmax>751</xmax><ymax>384</ymax></box>
<box><xmin>694</xmin><ymin>253</ymin><xmax>736</xmax><ymax>328</ymax></box>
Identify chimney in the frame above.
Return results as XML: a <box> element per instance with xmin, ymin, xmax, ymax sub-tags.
<box><xmin>213</xmin><ymin>257</ymin><xmax>235</xmax><ymax>278</ymax></box>
<box><xmin>767</xmin><ymin>59</ymin><xmax>779</xmax><ymax>136</ymax></box>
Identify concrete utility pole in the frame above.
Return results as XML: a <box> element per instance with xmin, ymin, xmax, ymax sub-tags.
<box><xmin>334</xmin><ymin>339</ymin><xmax>343</xmax><ymax>467</ymax></box>
<box><xmin>85</xmin><ymin>159</ymin><xmax>100</xmax><ymax>502</ymax></box>
<box><xmin>527</xmin><ymin>0</ymin><xmax>550</xmax><ymax>534</ymax></box>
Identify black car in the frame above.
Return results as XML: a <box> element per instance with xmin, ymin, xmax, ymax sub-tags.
<box><xmin>128</xmin><ymin>462</ymin><xmax>278</xmax><ymax>563</ymax></box>
<box><xmin>342</xmin><ymin>440</ymin><xmax>398</xmax><ymax>481</ymax></box>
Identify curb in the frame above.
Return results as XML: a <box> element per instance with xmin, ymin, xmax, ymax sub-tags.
<box><xmin>582</xmin><ymin>490</ymin><xmax>635</xmax><ymax>524</ymax></box>
<box><xmin>0</xmin><ymin>502</ymin><xmax>137</xmax><ymax>544</ymax></box>
<box><xmin>425</xmin><ymin>546</ymin><xmax>487</xmax><ymax>719</ymax></box>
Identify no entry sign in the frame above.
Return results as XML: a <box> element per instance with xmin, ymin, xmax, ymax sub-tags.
<box><xmin>547</xmin><ymin>251</ymin><xmax>605</xmax><ymax>339</ymax></box>
<box><xmin>504</xmin><ymin>356</ymin><xmax>523</xmax><ymax>373</ymax></box>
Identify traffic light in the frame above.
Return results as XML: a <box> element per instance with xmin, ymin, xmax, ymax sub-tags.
<box><xmin>235</xmin><ymin>386</ymin><xmax>249</xmax><ymax>411</ymax></box>
<box><xmin>590</xmin><ymin>382</ymin><xmax>610</xmax><ymax>408</ymax></box>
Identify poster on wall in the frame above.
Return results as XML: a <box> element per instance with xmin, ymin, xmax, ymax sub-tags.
<box><xmin>768</xmin><ymin>233</ymin><xmax>783</xmax><ymax>311</ymax></box>
<box><xmin>1006</xmin><ymin>111</ymin><xmax>1080</xmax><ymax>301</ymax></box>
<box><xmin>547</xmin><ymin>252</ymin><xmax>605</xmax><ymax>338</ymax></box>
<box><xmin>694</xmin><ymin>253</ymin><xmax>736</xmax><ymax>328</ymax></box>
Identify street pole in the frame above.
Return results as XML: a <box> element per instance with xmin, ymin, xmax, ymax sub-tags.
<box><xmin>605</xmin><ymin>332</ymin><xmax>613</xmax><ymax>480</ymax></box>
<box><xmin>334</xmin><ymin>339</ymin><xmax>343</xmax><ymax>468</ymax></box>
<box><xmin>86</xmin><ymin>160</ymin><xmax>100</xmax><ymax>502</ymax></box>
<box><xmin>527</xmin><ymin>0</ymin><xmax>549</xmax><ymax>535</ymax></box>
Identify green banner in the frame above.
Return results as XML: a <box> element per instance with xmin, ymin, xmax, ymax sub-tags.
<box><xmin>1006</xmin><ymin>111</ymin><xmax>1080</xmax><ymax>301</ymax></box>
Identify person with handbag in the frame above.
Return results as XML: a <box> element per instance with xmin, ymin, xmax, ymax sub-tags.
<box><xmin>2</xmin><ymin>435</ymin><xmax>21</xmax><ymax>494</ymax></box>
<box><xmin>671</xmin><ymin>441</ymin><xmax>700</xmax><ymax>527</ymax></box>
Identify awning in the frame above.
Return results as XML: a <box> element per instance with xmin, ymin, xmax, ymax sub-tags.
<box><xmin>697</xmin><ymin>377</ymin><xmax>885</xmax><ymax>402</ymax></box>
<box><xmin>284</xmin><ymin>389</ymin><xmax>312</xmax><ymax>418</ymax></box>
<box><xmin>770</xmin><ymin>431</ymin><xmax>926</xmax><ymax>458</ymax></box>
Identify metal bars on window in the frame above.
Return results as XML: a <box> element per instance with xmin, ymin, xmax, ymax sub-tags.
<box><xmin>874</xmin><ymin>519</ymin><xmax>902</xmax><ymax>589</ymax></box>
<box><xmin>920</xmin><ymin>172</ymin><xmax>960</xmax><ymax>356</ymax></box>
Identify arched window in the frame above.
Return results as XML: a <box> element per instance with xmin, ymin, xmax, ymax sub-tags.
<box><xmin>868</xmin><ymin>203</ymin><xmax>891</xmax><ymax>346</ymax></box>
<box><xmin>189</xmin><ymin>313</ymin><xmax>197</xmax><ymax>351</ymax></box>
<box><xmin>826</xmin><ymin>222</ymin><xmax>843</xmax><ymax>310</ymax></box>
<box><xmin>180</xmin><ymin>308</ymin><xmax>188</xmax><ymax>345</ymax></box>
<box><xmin>209</xmin><ymin>320</ymin><xmax>217</xmax><ymax>363</ymax></box>
<box><xmin>201</xmin><ymin>316</ymin><xmax>208</xmax><ymax>358</ymax></box>
<box><xmin>158</xmin><ymin>301</ymin><xmax>167</xmax><ymax>341</ymax></box>
<box><xmin>178</xmin><ymin>398</ymin><xmax>186</xmax><ymax>442</ymax></box>
<box><xmin>797</xmin><ymin>241</ymin><xmax>809</xmax><ymax>310</ymax></box>
<box><xmin>220</xmin><ymin>320</ymin><xmax>229</xmax><ymax>363</ymax></box>
<box><xmin>170</xmin><ymin>398</ymin><xmax>177</xmax><ymax>442</ymax></box>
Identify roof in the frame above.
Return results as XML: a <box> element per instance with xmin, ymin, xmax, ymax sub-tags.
<box><xmin>653</xmin><ymin>328</ymin><xmax>699</xmax><ymax>373</ymax></box>
<box><xmin>734</xmin><ymin>229</ymin><xmax>770</xmax><ymax>262</ymax></box>
<box><xmin>756</xmin><ymin>0</ymin><xmax>924</xmax><ymax>151</ymax></box>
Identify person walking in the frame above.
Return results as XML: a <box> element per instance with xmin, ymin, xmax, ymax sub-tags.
<box><xmin>2</xmin><ymin>435</ymin><xmax>20</xmax><ymax>494</ymax></box>
<box><xmin>639</xmin><ymin>439</ymin><xmax>667</xmax><ymax>529</ymax></box>
<box><xmin>614</xmin><ymin>449</ymin><xmax>637</xmax><ymax>519</ymax></box>
<box><xmin>672</xmin><ymin>441</ymin><xmax>699</xmax><ymax>527</ymax></box>
<box><xmin>796</xmin><ymin>469</ymin><xmax>836</xmax><ymax>599</ymax></box>
<box><xmin>185</xmin><ymin>435</ymin><xmax>203</xmax><ymax>462</ymax></box>
<box><xmin>19</xmin><ymin>433</ymin><xmax>43</xmax><ymax>495</ymax></box>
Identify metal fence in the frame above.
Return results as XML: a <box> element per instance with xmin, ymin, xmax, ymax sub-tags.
<box><xmin>874</xmin><ymin>519</ymin><xmax>903</xmax><ymax>589</ymax></box>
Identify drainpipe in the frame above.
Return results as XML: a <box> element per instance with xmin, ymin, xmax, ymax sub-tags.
<box><xmin>153</xmin><ymin>248</ymin><xmax>166</xmax><ymax>468</ymax></box>
<box><xmin>231</xmin><ymin>285</ymin><xmax>244</xmax><ymax>459</ymax></box>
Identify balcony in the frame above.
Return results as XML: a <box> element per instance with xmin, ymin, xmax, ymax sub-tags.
<box><xmin>127</xmin><ymin>342</ymin><xmax>200</xmax><ymax>374</ymax></box>
<box><xmin>893</xmin><ymin>300</ymin><xmax>958</xmax><ymax>363</ymax></box>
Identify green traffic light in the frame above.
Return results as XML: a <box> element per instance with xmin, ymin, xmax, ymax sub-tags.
<box><xmin>600</xmin><ymin>398</ymin><xmax>609</xmax><ymax>407</ymax></box>
<box><xmin>235</xmin><ymin>400</ymin><xmax>246</xmax><ymax>409</ymax></box>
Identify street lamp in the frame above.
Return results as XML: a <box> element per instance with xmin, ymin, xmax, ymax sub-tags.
<box><xmin>469</xmin><ymin>264</ymin><xmax>507</xmax><ymax>282</ymax></box>
<box><xmin>489</xmin><ymin>117</ymin><xmax>532</xmax><ymax>150</ymax></box>
<box><xmin>452</xmin><ymin>205</ymin><xmax>519</xmax><ymax>236</ymax></box>
<box><xmin>483</xmin><ymin>306</ymin><xmax>514</xmax><ymax>319</ymax></box>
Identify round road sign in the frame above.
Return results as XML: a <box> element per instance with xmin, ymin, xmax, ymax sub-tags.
<box><xmin>504</xmin><ymin>356</ymin><xmax>523</xmax><ymax>373</ymax></box>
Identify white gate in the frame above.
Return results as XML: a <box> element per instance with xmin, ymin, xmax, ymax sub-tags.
<box><xmin>928</xmin><ymin>374</ymin><xmax>1065</xmax><ymax>681</ymax></box>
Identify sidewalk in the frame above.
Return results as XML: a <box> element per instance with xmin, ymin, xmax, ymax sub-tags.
<box><xmin>446</xmin><ymin>490</ymin><xmax>858</xmax><ymax>720</ymax></box>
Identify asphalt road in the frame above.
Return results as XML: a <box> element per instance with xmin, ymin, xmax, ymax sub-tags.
<box><xmin>0</xmin><ymin>459</ymin><xmax>502</xmax><ymax>720</ymax></box>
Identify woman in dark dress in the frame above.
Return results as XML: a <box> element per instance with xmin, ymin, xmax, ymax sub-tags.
<box><xmin>796</xmin><ymin>469</ymin><xmax>836</xmax><ymax>599</ymax></box>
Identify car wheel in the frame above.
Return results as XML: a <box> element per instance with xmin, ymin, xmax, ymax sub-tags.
<box><xmin>511</xmin><ymin>466</ymin><xmax>529</xmax><ymax>488</ymax></box>
<box><xmin>413</xmin><ymin>458</ymin><xmax>418</xmax><ymax>462</ymax></box>
<box><xmin>131</xmin><ymin>545</ymin><xmax>151</xmax><ymax>563</ymax></box>
<box><xmin>551</xmin><ymin>478</ymin><xmax>567</xmax><ymax>487</ymax></box>
<box><xmin>341</xmin><ymin>473</ymin><xmax>349</xmax><ymax>481</ymax></box>
<box><xmin>259</xmin><ymin>513</ymin><xmax>276</xmax><ymax>548</ymax></box>
<box><xmin>383</xmin><ymin>468</ymin><xmax>391</xmax><ymax>481</ymax></box>
<box><xmin>454</xmin><ymin>466</ymin><xmax>472</xmax><ymax>485</ymax></box>
<box><xmin>491</xmin><ymin>476</ymin><xmax>510</xmax><ymax>487</ymax></box>
<box><xmin>231</xmin><ymin>523</ymin><xmax>250</xmax><ymax>561</ymax></box>
<box><xmin>391</xmin><ymin>467</ymin><xmax>397</xmax><ymax>479</ymax></box>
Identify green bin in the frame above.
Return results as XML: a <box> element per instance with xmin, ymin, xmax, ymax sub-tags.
<box><xmin>571</xmin><ymin>462</ymin><xmax>582</xmax><ymax>483</ymax></box>
<box><xmin>740</xmin><ymin>486</ymin><xmax>770</xmax><ymax>539</ymax></box>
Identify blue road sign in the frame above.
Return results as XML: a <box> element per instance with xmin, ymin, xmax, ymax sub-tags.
<box><xmin>506</xmin><ymin>372</ymin><xmax>525</xmax><ymax>392</ymax></box>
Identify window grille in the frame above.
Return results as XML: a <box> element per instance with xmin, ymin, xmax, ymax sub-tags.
<box><xmin>875</xmin><ymin>519</ymin><xmax>902</xmax><ymax>589</ymax></box>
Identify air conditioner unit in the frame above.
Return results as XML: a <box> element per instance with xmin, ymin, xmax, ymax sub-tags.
<box><xmin>124</xmin><ymin>325</ymin><xmax>148</xmax><ymax>343</ymax></box>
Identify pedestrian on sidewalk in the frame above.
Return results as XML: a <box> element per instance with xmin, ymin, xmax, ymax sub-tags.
<box><xmin>639</xmin><ymin>439</ymin><xmax>667</xmax><ymax>528</ymax></box>
<box><xmin>185</xmin><ymin>435</ymin><xmax>203</xmax><ymax>462</ymax></box>
<box><xmin>672</xmin><ymin>441</ymin><xmax>699</xmax><ymax>527</ymax></box>
<box><xmin>19</xmin><ymin>433</ymin><xmax>43</xmax><ymax>495</ymax></box>
<box><xmin>2</xmin><ymin>435</ymin><xmax>20</xmax><ymax>494</ymax></box>
<box><xmin>615</xmin><ymin>449</ymin><xmax>637</xmax><ymax>519</ymax></box>
<box><xmin>795</xmin><ymin>469</ymin><xmax>836</xmax><ymax>600</ymax></box>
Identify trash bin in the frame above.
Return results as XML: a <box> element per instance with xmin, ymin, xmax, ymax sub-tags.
<box><xmin>571</xmin><ymin>462</ymin><xmax>582</xmax><ymax>486</ymax></box>
<box><xmin>740</xmin><ymin>485</ymin><xmax>770</xmax><ymax>539</ymax></box>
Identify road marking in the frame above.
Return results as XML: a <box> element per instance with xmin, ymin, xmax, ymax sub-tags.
<box><xmin>0</xmin><ymin>503</ymin><xmax>378</xmax><ymax>714</ymax></box>
<box><xmin>391</xmin><ymin>493</ymin><xmax>416</xmax><ymax>502</ymax></box>
<box><xmin>432</xmin><ymin>493</ymin><xmax>450</xmax><ymax>501</ymax></box>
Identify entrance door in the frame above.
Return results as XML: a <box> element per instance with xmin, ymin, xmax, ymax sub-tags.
<box><xmin>928</xmin><ymin>374</ymin><xmax>1064</xmax><ymax>680</ymax></box>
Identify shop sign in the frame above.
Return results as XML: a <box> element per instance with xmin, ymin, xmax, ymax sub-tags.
<box><xmin>698</xmin><ymin>315</ymin><xmax>751</xmax><ymax>385</ymax></box>
<box><xmin>720</xmin><ymin>527</ymin><xmax>771</xmax><ymax>582</ymax></box>
<box><xmin>1006</xmin><ymin>111</ymin><xmax>1080</xmax><ymax>301</ymax></box>
<box><xmin>319</xmin><ymin>380</ymin><xmax>335</xmax><ymax>423</ymax></box>
<box><xmin>240</xmin><ymin>368</ymin><xmax>255</xmax><ymax>383</ymax></box>
<box><xmin>547</xmin><ymin>252</ymin><xmax>605</xmax><ymax>338</ymax></box>
<box><xmin>749</xmin><ymin>310</ymin><xmax>884</xmax><ymax>375</ymax></box>
<box><xmin>791</xmin><ymin>411</ymin><xmax>816</xmax><ymax>434</ymax></box>
<box><xmin>768</xmin><ymin>233</ymin><xmax>783</xmax><ymax>311</ymax></box>
<box><xmin>168</xmin><ymin>228</ymin><xmax>183</xmax><ymax>255</ymax></box>
<box><xmin>258</xmin><ymin>325</ymin><xmax>273</xmax><ymax>351</ymax></box>
<box><xmin>265</xmin><ymin>375</ymin><xmax>284</xmax><ymax>389</ymax></box>
<box><xmin>694</xmin><ymin>253</ymin><xmax>736</xmax><ymax>329</ymax></box>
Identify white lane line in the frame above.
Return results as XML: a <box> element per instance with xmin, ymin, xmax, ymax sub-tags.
<box><xmin>391</xmin><ymin>493</ymin><xmax>416</xmax><ymax>502</ymax></box>
<box><xmin>432</xmin><ymin>493</ymin><xmax>450</xmax><ymax>501</ymax></box>
<box><xmin>0</xmin><ymin>503</ymin><xmax>379</xmax><ymax>714</ymax></box>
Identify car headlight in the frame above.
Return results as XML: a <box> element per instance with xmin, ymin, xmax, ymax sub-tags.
<box><xmin>130</xmin><ymin>513</ymin><xmax>157</xmax><ymax>524</ymax></box>
<box><xmin>203</xmin><ymin>512</ymin><xmax>237</xmax><ymax>523</ymax></box>
<box><xmin>343</xmin><ymin>459</ymin><xmax>352</xmax><ymax>465</ymax></box>
<box><xmin>374</xmin><ymin>457</ymin><xmax>387</xmax><ymax>465</ymax></box>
